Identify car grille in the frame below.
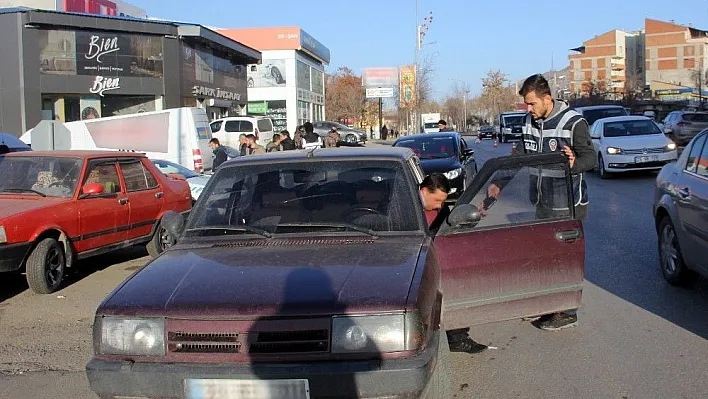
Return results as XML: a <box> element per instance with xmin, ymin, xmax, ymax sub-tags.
<box><xmin>165</xmin><ymin>319</ymin><xmax>331</xmax><ymax>359</ymax></box>
<box><xmin>622</xmin><ymin>147</ymin><xmax>664</xmax><ymax>155</ymax></box>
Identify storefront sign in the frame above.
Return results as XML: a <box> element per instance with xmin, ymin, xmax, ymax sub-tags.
<box><xmin>90</xmin><ymin>76</ymin><xmax>121</xmax><ymax>96</ymax></box>
<box><xmin>86</xmin><ymin>35</ymin><xmax>120</xmax><ymax>63</ymax></box>
<box><xmin>247</xmin><ymin>101</ymin><xmax>267</xmax><ymax>114</ymax></box>
<box><xmin>192</xmin><ymin>85</ymin><xmax>242</xmax><ymax>101</ymax></box>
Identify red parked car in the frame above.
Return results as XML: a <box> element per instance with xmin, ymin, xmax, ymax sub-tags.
<box><xmin>0</xmin><ymin>151</ymin><xmax>192</xmax><ymax>294</ymax></box>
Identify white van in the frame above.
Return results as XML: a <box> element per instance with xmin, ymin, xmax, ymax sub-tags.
<box><xmin>21</xmin><ymin>107</ymin><xmax>213</xmax><ymax>172</ymax></box>
<box><xmin>210</xmin><ymin>116</ymin><xmax>274</xmax><ymax>148</ymax></box>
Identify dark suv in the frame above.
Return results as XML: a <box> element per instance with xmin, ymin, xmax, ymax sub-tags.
<box><xmin>86</xmin><ymin>148</ymin><xmax>585</xmax><ymax>399</ymax></box>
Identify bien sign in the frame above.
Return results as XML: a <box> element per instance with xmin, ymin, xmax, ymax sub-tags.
<box><xmin>89</xmin><ymin>76</ymin><xmax>121</xmax><ymax>97</ymax></box>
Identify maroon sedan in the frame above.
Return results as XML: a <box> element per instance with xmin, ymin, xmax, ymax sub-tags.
<box><xmin>86</xmin><ymin>148</ymin><xmax>584</xmax><ymax>398</ymax></box>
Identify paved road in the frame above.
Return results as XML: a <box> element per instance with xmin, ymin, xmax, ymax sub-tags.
<box><xmin>0</xmin><ymin>139</ymin><xmax>706</xmax><ymax>399</ymax></box>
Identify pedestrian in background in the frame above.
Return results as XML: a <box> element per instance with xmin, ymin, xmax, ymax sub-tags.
<box><xmin>208</xmin><ymin>138</ymin><xmax>228</xmax><ymax>170</ymax></box>
<box><xmin>266</xmin><ymin>133</ymin><xmax>283</xmax><ymax>152</ymax></box>
<box><xmin>245</xmin><ymin>134</ymin><xmax>266</xmax><ymax>155</ymax></box>
<box><xmin>324</xmin><ymin>127</ymin><xmax>340</xmax><ymax>148</ymax></box>
<box><xmin>279</xmin><ymin>130</ymin><xmax>296</xmax><ymax>150</ymax></box>
<box><xmin>238</xmin><ymin>134</ymin><xmax>248</xmax><ymax>156</ymax></box>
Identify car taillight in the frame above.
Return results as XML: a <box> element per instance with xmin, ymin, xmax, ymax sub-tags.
<box><xmin>192</xmin><ymin>149</ymin><xmax>204</xmax><ymax>173</ymax></box>
<box><xmin>677</xmin><ymin>121</ymin><xmax>691</xmax><ymax>126</ymax></box>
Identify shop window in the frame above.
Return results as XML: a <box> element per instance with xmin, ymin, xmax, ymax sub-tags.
<box><xmin>120</xmin><ymin>161</ymin><xmax>158</xmax><ymax>192</ymax></box>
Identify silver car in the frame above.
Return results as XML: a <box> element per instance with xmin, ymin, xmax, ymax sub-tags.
<box><xmin>654</xmin><ymin>128</ymin><xmax>708</xmax><ymax>285</ymax></box>
<box><xmin>312</xmin><ymin>121</ymin><xmax>367</xmax><ymax>144</ymax></box>
<box><xmin>662</xmin><ymin>111</ymin><xmax>708</xmax><ymax>146</ymax></box>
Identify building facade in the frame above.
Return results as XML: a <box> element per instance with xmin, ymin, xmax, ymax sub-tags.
<box><xmin>218</xmin><ymin>27</ymin><xmax>330</xmax><ymax>133</ymax></box>
<box><xmin>569</xmin><ymin>29</ymin><xmax>645</xmax><ymax>98</ymax></box>
<box><xmin>0</xmin><ymin>0</ymin><xmax>147</xmax><ymax>17</ymax></box>
<box><xmin>0</xmin><ymin>8</ymin><xmax>260</xmax><ymax>136</ymax></box>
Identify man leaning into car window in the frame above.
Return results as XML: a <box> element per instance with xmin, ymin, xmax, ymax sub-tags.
<box><xmin>419</xmin><ymin>173</ymin><xmax>489</xmax><ymax>354</ymax></box>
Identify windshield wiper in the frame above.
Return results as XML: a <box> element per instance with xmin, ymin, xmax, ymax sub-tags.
<box><xmin>185</xmin><ymin>225</ymin><xmax>272</xmax><ymax>238</ymax></box>
<box><xmin>276</xmin><ymin>222</ymin><xmax>378</xmax><ymax>238</ymax></box>
<box><xmin>0</xmin><ymin>188</ymin><xmax>47</xmax><ymax>197</ymax></box>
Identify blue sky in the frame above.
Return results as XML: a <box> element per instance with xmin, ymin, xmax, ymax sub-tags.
<box><xmin>131</xmin><ymin>0</ymin><xmax>707</xmax><ymax>98</ymax></box>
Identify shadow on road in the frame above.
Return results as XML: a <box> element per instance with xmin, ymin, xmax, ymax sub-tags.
<box><xmin>0</xmin><ymin>246</ymin><xmax>148</xmax><ymax>304</ymax></box>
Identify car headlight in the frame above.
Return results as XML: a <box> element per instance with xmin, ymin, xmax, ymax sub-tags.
<box><xmin>0</xmin><ymin>226</ymin><xmax>6</xmax><ymax>244</ymax></box>
<box><xmin>331</xmin><ymin>314</ymin><xmax>406</xmax><ymax>353</ymax></box>
<box><xmin>99</xmin><ymin>317</ymin><xmax>165</xmax><ymax>356</ymax></box>
<box><xmin>606</xmin><ymin>147</ymin><xmax>623</xmax><ymax>155</ymax></box>
<box><xmin>665</xmin><ymin>142</ymin><xmax>677</xmax><ymax>151</ymax></box>
<box><xmin>444</xmin><ymin>168</ymin><xmax>462</xmax><ymax>180</ymax></box>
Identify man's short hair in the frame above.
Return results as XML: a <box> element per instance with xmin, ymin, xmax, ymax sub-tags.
<box><xmin>246</xmin><ymin>134</ymin><xmax>257</xmax><ymax>141</ymax></box>
<box><xmin>209</xmin><ymin>138</ymin><xmax>220</xmax><ymax>145</ymax></box>
<box><xmin>272</xmin><ymin>133</ymin><xmax>280</xmax><ymax>141</ymax></box>
<box><xmin>303</xmin><ymin>122</ymin><xmax>314</xmax><ymax>133</ymax></box>
<box><xmin>239</xmin><ymin>133</ymin><xmax>246</xmax><ymax>139</ymax></box>
<box><xmin>438</xmin><ymin>119</ymin><xmax>447</xmax><ymax>126</ymax></box>
<box><xmin>420</xmin><ymin>173</ymin><xmax>450</xmax><ymax>193</ymax></box>
<box><xmin>280</xmin><ymin>130</ymin><xmax>290</xmax><ymax>137</ymax></box>
<box><xmin>519</xmin><ymin>74</ymin><xmax>551</xmax><ymax>97</ymax></box>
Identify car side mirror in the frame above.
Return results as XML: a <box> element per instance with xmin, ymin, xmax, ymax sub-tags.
<box><xmin>446</xmin><ymin>203</ymin><xmax>482</xmax><ymax>228</ymax></box>
<box><xmin>463</xmin><ymin>148</ymin><xmax>475</xmax><ymax>157</ymax></box>
<box><xmin>82</xmin><ymin>183</ymin><xmax>104</xmax><ymax>195</ymax></box>
<box><xmin>162</xmin><ymin>210</ymin><xmax>185</xmax><ymax>239</ymax></box>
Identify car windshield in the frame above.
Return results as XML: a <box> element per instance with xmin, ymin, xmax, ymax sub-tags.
<box><xmin>187</xmin><ymin>160</ymin><xmax>421</xmax><ymax>236</ymax></box>
<box><xmin>0</xmin><ymin>156</ymin><xmax>83</xmax><ymax>198</ymax></box>
<box><xmin>151</xmin><ymin>159</ymin><xmax>199</xmax><ymax>179</ymax></box>
<box><xmin>683</xmin><ymin>113</ymin><xmax>708</xmax><ymax>122</ymax></box>
<box><xmin>503</xmin><ymin>115</ymin><xmax>524</xmax><ymax>126</ymax></box>
<box><xmin>603</xmin><ymin>120</ymin><xmax>662</xmax><ymax>137</ymax></box>
<box><xmin>583</xmin><ymin>108</ymin><xmax>628</xmax><ymax>125</ymax></box>
<box><xmin>395</xmin><ymin>137</ymin><xmax>456</xmax><ymax>159</ymax></box>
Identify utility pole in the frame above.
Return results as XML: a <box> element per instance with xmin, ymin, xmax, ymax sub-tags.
<box><xmin>378</xmin><ymin>96</ymin><xmax>383</xmax><ymax>135</ymax></box>
<box><xmin>414</xmin><ymin>4</ymin><xmax>433</xmax><ymax>134</ymax></box>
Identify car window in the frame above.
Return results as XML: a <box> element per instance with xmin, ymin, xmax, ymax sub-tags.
<box><xmin>0</xmin><ymin>156</ymin><xmax>83</xmax><ymax>198</ymax></box>
<box><xmin>257</xmin><ymin>119</ymin><xmax>273</xmax><ymax>132</ymax></box>
<box><xmin>188</xmin><ymin>160</ymin><xmax>422</xmax><ymax>235</ymax></box>
<box><xmin>683</xmin><ymin>113</ymin><xmax>708</xmax><ymax>123</ymax></box>
<box><xmin>685</xmin><ymin>134</ymin><xmax>706</xmax><ymax>173</ymax></box>
<box><xmin>582</xmin><ymin>108</ymin><xmax>628</xmax><ymax>126</ymax></box>
<box><xmin>603</xmin><ymin>120</ymin><xmax>662</xmax><ymax>137</ymax></box>
<box><xmin>210</xmin><ymin>121</ymin><xmax>222</xmax><ymax>133</ymax></box>
<box><xmin>394</xmin><ymin>137</ymin><xmax>457</xmax><ymax>159</ymax></box>
<box><xmin>83</xmin><ymin>162</ymin><xmax>121</xmax><ymax>194</ymax></box>
<box><xmin>448</xmin><ymin>157</ymin><xmax>573</xmax><ymax>232</ymax></box>
<box><xmin>225</xmin><ymin>120</ymin><xmax>253</xmax><ymax>133</ymax></box>
<box><xmin>120</xmin><ymin>161</ymin><xmax>159</xmax><ymax>192</ymax></box>
<box><xmin>152</xmin><ymin>160</ymin><xmax>199</xmax><ymax>179</ymax></box>
<box><xmin>697</xmin><ymin>137</ymin><xmax>708</xmax><ymax>178</ymax></box>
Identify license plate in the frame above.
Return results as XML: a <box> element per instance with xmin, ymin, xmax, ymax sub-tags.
<box><xmin>185</xmin><ymin>379</ymin><xmax>310</xmax><ymax>399</ymax></box>
<box><xmin>635</xmin><ymin>156</ymin><xmax>658</xmax><ymax>163</ymax></box>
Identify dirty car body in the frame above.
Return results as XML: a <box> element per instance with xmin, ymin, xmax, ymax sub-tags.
<box><xmin>86</xmin><ymin>148</ymin><xmax>585</xmax><ymax>399</ymax></box>
<box><xmin>0</xmin><ymin>151</ymin><xmax>192</xmax><ymax>294</ymax></box>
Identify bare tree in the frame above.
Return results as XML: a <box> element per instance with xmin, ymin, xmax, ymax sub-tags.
<box><xmin>691</xmin><ymin>65</ymin><xmax>708</xmax><ymax>107</ymax></box>
<box><xmin>479</xmin><ymin>70</ymin><xmax>517</xmax><ymax>122</ymax></box>
<box><xmin>325</xmin><ymin>66</ymin><xmax>365</xmax><ymax>123</ymax></box>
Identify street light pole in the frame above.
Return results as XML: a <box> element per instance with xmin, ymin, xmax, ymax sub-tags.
<box><xmin>414</xmin><ymin>3</ymin><xmax>432</xmax><ymax>134</ymax></box>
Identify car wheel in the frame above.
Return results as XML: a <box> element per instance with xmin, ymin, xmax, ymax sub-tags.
<box><xmin>658</xmin><ymin>217</ymin><xmax>697</xmax><ymax>286</ymax></box>
<box><xmin>146</xmin><ymin>221</ymin><xmax>176</xmax><ymax>258</ymax></box>
<box><xmin>271</xmin><ymin>68</ymin><xmax>284</xmax><ymax>84</ymax></box>
<box><xmin>26</xmin><ymin>238</ymin><xmax>66</xmax><ymax>294</ymax></box>
<box><xmin>345</xmin><ymin>134</ymin><xmax>357</xmax><ymax>143</ymax></box>
<box><xmin>598</xmin><ymin>154</ymin><xmax>611</xmax><ymax>179</ymax></box>
<box><xmin>423</xmin><ymin>327</ymin><xmax>451</xmax><ymax>399</ymax></box>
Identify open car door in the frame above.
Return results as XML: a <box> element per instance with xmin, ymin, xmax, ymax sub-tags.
<box><xmin>434</xmin><ymin>152</ymin><xmax>584</xmax><ymax>329</ymax></box>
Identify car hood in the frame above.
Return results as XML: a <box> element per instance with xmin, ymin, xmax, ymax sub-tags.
<box><xmin>419</xmin><ymin>157</ymin><xmax>461</xmax><ymax>174</ymax></box>
<box><xmin>186</xmin><ymin>175</ymin><xmax>211</xmax><ymax>199</ymax></box>
<box><xmin>100</xmin><ymin>236</ymin><xmax>424</xmax><ymax>318</ymax></box>
<box><xmin>602</xmin><ymin>134</ymin><xmax>669</xmax><ymax>149</ymax></box>
<box><xmin>0</xmin><ymin>197</ymin><xmax>69</xmax><ymax>220</ymax></box>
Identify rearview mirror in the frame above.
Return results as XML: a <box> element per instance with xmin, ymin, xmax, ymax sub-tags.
<box><xmin>463</xmin><ymin>148</ymin><xmax>475</xmax><ymax>157</ymax></box>
<box><xmin>161</xmin><ymin>211</ymin><xmax>185</xmax><ymax>239</ymax></box>
<box><xmin>446</xmin><ymin>203</ymin><xmax>482</xmax><ymax>228</ymax></box>
<box><xmin>82</xmin><ymin>183</ymin><xmax>104</xmax><ymax>195</ymax></box>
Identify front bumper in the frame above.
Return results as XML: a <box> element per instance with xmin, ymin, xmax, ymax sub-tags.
<box><xmin>0</xmin><ymin>242</ymin><xmax>31</xmax><ymax>272</ymax></box>
<box><xmin>86</xmin><ymin>331</ymin><xmax>441</xmax><ymax>399</ymax></box>
<box><xmin>605</xmin><ymin>152</ymin><xmax>677</xmax><ymax>172</ymax></box>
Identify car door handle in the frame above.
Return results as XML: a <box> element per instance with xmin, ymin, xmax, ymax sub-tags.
<box><xmin>118</xmin><ymin>198</ymin><xmax>128</xmax><ymax>205</ymax></box>
<box><xmin>155</xmin><ymin>192</ymin><xmax>164</xmax><ymax>199</ymax></box>
<box><xmin>556</xmin><ymin>229</ymin><xmax>582</xmax><ymax>242</ymax></box>
<box><xmin>678</xmin><ymin>187</ymin><xmax>690</xmax><ymax>199</ymax></box>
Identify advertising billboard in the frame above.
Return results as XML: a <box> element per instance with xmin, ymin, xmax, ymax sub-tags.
<box><xmin>362</xmin><ymin>67</ymin><xmax>398</xmax><ymax>88</ymax></box>
<box><xmin>399</xmin><ymin>65</ymin><xmax>416</xmax><ymax>106</ymax></box>
<box><xmin>246</xmin><ymin>59</ymin><xmax>287</xmax><ymax>88</ymax></box>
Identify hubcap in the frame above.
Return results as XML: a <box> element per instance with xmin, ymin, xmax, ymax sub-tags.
<box><xmin>45</xmin><ymin>247</ymin><xmax>63</xmax><ymax>286</ymax></box>
<box><xmin>660</xmin><ymin>224</ymin><xmax>679</xmax><ymax>274</ymax></box>
<box><xmin>159</xmin><ymin>227</ymin><xmax>175</xmax><ymax>251</ymax></box>
<box><xmin>346</xmin><ymin>135</ymin><xmax>356</xmax><ymax>143</ymax></box>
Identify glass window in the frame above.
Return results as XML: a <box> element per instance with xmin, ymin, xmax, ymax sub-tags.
<box><xmin>83</xmin><ymin>162</ymin><xmax>121</xmax><ymax>194</ymax></box>
<box><xmin>225</xmin><ymin>120</ymin><xmax>253</xmax><ymax>133</ymax></box>
<box><xmin>394</xmin><ymin>137</ymin><xmax>457</xmax><ymax>159</ymax></box>
<box><xmin>120</xmin><ymin>161</ymin><xmax>158</xmax><ymax>192</ymax></box>
<box><xmin>697</xmin><ymin>137</ymin><xmax>708</xmax><ymax>178</ymax></box>
<box><xmin>210</xmin><ymin>121</ymin><xmax>223</xmax><ymax>133</ymax></box>
<box><xmin>0</xmin><ymin>156</ymin><xmax>83</xmax><ymax>198</ymax></box>
<box><xmin>152</xmin><ymin>160</ymin><xmax>199</xmax><ymax>179</ymax></box>
<box><xmin>685</xmin><ymin>134</ymin><xmax>706</xmax><ymax>173</ymax></box>
<box><xmin>297</xmin><ymin>61</ymin><xmax>311</xmax><ymax>91</ymax></box>
<box><xmin>582</xmin><ymin>108</ymin><xmax>628</xmax><ymax>125</ymax></box>
<box><xmin>603</xmin><ymin>120</ymin><xmax>662</xmax><ymax>137</ymax></box>
<box><xmin>257</xmin><ymin>119</ymin><xmax>273</xmax><ymax>133</ymax></box>
<box><xmin>188</xmin><ymin>160</ymin><xmax>421</xmax><ymax>234</ymax></box>
<box><xmin>683</xmin><ymin>113</ymin><xmax>708</xmax><ymax>123</ymax></box>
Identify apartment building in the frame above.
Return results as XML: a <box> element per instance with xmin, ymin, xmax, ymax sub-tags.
<box><xmin>645</xmin><ymin>18</ymin><xmax>708</xmax><ymax>100</ymax></box>
<box><xmin>569</xmin><ymin>29</ymin><xmax>645</xmax><ymax>98</ymax></box>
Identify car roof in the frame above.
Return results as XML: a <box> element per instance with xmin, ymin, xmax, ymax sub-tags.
<box><xmin>395</xmin><ymin>132</ymin><xmax>460</xmax><ymax>140</ymax></box>
<box><xmin>573</xmin><ymin>105</ymin><xmax>626</xmax><ymax>111</ymax></box>
<box><xmin>2</xmin><ymin>150</ymin><xmax>146</xmax><ymax>159</ymax></box>
<box><xmin>212</xmin><ymin>116</ymin><xmax>270</xmax><ymax>122</ymax></box>
<box><xmin>595</xmin><ymin>116</ymin><xmax>653</xmax><ymax>123</ymax></box>
<box><xmin>221</xmin><ymin>147</ymin><xmax>414</xmax><ymax>167</ymax></box>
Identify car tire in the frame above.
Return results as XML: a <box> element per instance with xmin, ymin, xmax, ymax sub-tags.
<box><xmin>345</xmin><ymin>134</ymin><xmax>357</xmax><ymax>144</ymax></box>
<box><xmin>26</xmin><ymin>238</ymin><xmax>66</xmax><ymax>294</ymax></box>
<box><xmin>146</xmin><ymin>220</ymin><xmax>176</xmax><ymax>258</ymax></box>
<box><xmin>424</xmin><ymin>328</ymin><xmax>452</xmax><ymax>399</ymax></box>
<box><xmin>271</xmin><ymin>68</ymin><xmax>284</xmax><ymax>84</ymax></box>
<box><xmin>598</xmin><ymin>154</ymin><xmax>611</xmax><ymax>179</ymax></box>
<box><xmin>658</xmin><ymin>216</ymin><xmax>697</xmax><ymax>286</ymax></box>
